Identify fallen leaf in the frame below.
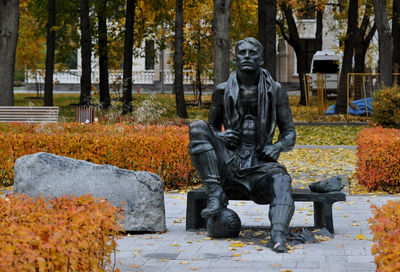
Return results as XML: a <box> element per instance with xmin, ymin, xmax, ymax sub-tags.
<box><xmin>232</xmin><ymin>253</ymin><xmax>242</xmax><ymax>257</ymax></box>
<box><xmin>128</xmin><ymin>265</ymin><xmax>140</xmax><ymax>268</ymax></box>
<box><xmin>315</xmin><ymin>235</ymin><xmax>331</xmax><ymax>242</ymax></box>
<box><xmin>171</xmin><ymin>243</ymin><xmax>179</xmax><ymax>247</ymax></box>
<box><xmin>230</xmin><ymin>242</ymin><xmax>245</xmax><ymax>247</ymax></box>
<box><xmin>180</xmin><ymin>261</ymin><xmax>189</xmax><ymax>265</ymax></box>
<box><xmin>354</xmin><ymin>234</ymin><xmax>367</xmax><ymax>240</ymax></box>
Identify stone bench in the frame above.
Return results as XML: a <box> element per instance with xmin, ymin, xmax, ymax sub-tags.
<box><xmin>0</xmin><ymin>106</ymin><xmax>59</xmax><ymax>123</ymax></box>
<box><xmin>186</xmin><ymin>187</ymin><xmax>346</xmax><ymax>233</ymax></box>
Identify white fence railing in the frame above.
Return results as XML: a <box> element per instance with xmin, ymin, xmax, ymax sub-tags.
<box><xmin>25</xmin><ymin>69</ymin><xmax>213</xmax><ymax>85</ymax></box>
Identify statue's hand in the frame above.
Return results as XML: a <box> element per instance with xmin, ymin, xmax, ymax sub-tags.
<box><xmin>261</xmin><ymin>142</ymin><xmax>283</xmax><ymax>162</ymax></box>
<box><xmin>216</xmin><ymin>129</ymin><xmax>242</xmax><ymax>149</ymax></box>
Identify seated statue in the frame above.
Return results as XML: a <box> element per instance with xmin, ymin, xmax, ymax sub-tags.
<box><xmin>188</xmin><ymin>37</ymin><xmax>296</xmax><ymax>253</ymax></box>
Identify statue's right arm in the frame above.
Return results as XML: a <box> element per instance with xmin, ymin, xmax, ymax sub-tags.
<box><xmin>208</xmin><ymin>84</ymin><xmax>225</xmax><ymax>132</ymax></box>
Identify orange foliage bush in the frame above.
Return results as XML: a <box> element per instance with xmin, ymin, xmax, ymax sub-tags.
<box><xmin>0</xmin><ymin>194</ymin><xmax>123</xmax><ymax>272</ymax></box>
<box><xmin>355</xmin><ymin>127</ymin><xmax>400</xmax><ymax>192</ymax></box>
<box><xmin>0</xmin><ymin>123</ymin><xmax>197</xmax><ymax>189</ymax></box>
<box><xmin>370</xmin><ymin>201</ymin><xmax>400</xmax><ymax>272</ymax></box>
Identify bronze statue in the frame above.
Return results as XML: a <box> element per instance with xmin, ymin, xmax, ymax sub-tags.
<box><xmin>188</xmin><ymin>37</ymin><xmax>296</xmax><ymax>253</ymax></box>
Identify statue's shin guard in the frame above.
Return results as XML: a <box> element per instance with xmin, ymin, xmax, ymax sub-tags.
<box><xmin>189</xmin><ymin>145</ymin><xmax>220</xmax><ymax>186</ymax></box>
<box><xmin>189</xmin><ymin>145</ymin><xmax>227</xmax><ymax>217</ymax></box>
<box><xmin>269</xmin><ymin>198</ymin><xmax>295</xmax><ymax>234</ymax></box>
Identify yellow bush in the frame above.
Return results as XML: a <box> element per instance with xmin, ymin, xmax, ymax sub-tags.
<box><xmin>0</xmin><ymin>123</ymin><xmax>197</xmax><ymax>189</ymax></box>
<box><xmin>0</xmin><ymin>194</ymin><xmax>123</xmax><ymax>271</ymax></box>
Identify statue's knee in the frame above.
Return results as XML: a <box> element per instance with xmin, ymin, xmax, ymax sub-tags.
<box><xmin>272</xmin><ymin>173</ymin><xmax>292</xmax><ymax>196</ymax></box>
<box><xmin>189</xmin><ymin>120</ymin><xmax>209</xmax><ymax>140</ymax></box>
<box><xmin>188</xmin><ymin>121</ymin><xmax>214</xmax><ymax>155</ymax></box>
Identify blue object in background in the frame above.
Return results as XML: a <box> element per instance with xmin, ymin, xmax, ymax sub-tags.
<box><xmin>325</xmin><ymin>98</ymin><xmax>373</xmax><ymax>115</ymax></box>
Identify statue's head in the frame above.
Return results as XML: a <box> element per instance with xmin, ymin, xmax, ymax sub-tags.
<box><xmin>235</xmin><ymin>37</ymin><xmax>264</xmax><ymax>72</ymax></box>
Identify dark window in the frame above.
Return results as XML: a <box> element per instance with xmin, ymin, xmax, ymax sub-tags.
<box><xmin>145</xmin><ymin>40</ymin><xmax>155</xmax><ymax>70</ymax></box>
<box><xmin>312</xmin><ymin>60</ymin><xmax>339</xmax><ymax>73</ymax></box>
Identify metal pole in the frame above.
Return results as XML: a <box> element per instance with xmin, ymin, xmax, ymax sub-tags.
<box><xmin>362</xmin><ymin>75</ymin><xmax>368</xmax><ymax>117</ymax></box>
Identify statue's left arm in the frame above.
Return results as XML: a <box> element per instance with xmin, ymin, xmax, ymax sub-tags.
<box><xmin>261</xmin><ymin>83</ymin><xmax>296</xmax><ymax>161</ymax></box>
<box><xmin>275</xmin><ymin>83</ymin><xmax>296</xmax><ymax>152</ymax></box>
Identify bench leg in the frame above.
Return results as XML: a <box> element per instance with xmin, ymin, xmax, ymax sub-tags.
<box><xmin>313</xmin><ymin>201</ymin><xmax>334</xmax><ymax>233</ymax></box>
<box><xmin>186</xmin><ymin>193</ymin><xmax>207</xmax><ymax>230</ymax></box>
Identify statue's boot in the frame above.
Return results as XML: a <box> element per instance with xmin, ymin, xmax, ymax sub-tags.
<box><xmin>201</xmin><ymin>183</ymin><xmax>228</xmax><ymax>218</ymax></box>
<box><xmin>190</xmin><ymin>148</ymin><xmax>227</xmax><ymax>219</ymax></box>
<box><xmin>269</xmin><ymin>198</ymin><xmax>295</xmax><ymax>253</ymax></box>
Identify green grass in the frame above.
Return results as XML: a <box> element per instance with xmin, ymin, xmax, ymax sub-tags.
<box><xmin>14</xmin><ymin>93</ymin><xmax>80</xmax><ymax>122</ymax></box>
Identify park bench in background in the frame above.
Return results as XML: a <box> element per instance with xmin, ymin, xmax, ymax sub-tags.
<box><xmin>0</xmin><ymin>106</ymin><xmax>59</xmax><ymax>123</ymax></box>
<box><xmin>186</xmin><ymin>186</ymin><xmax>346</xmax><ymax>233</ymax></box>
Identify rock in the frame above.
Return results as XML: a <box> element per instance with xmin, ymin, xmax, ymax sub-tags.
<box><xmin>14</xmin><ymin>152</ymin><xmax>166</xmax><ymax>232</ymax></box>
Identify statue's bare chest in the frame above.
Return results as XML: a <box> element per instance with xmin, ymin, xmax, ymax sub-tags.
<box><xmin>239</xmin><ymin>85</ymin><xmax>258</xmax><ymax>117</ymax></box>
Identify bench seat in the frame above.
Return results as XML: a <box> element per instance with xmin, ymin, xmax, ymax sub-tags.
<box><xmin>186</xmin><ymin>187</ymin><xmax>346</xmax><ymax>233</ymax></box>
<box><xmin>0</xmin><ymin>106</ymin><xmax>59</xmax><ymax>123</ymax></box>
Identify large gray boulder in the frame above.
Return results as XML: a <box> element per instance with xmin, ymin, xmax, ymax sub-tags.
<box><xmin>14</xmin><ymin>152</ymin><xmax>166</xmax><ymax>232</ymax></box>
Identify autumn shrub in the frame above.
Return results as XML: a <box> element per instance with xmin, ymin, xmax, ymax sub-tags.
<box><xmin>372</xmin><ymin>86</ymin><xmax>400</xmax><ymax>128</ymax></box>
<box><xmin>370</xmin><ymin>200</ymin><xmax>400</xmax><ymax>272</ymax></box>
<box><xmin>0</xmin><ymin>123</ymin><xmax>197</xmax><ymax>189</ymax></box>
<box><xmin>0</xmin><ymin>194</ymin><xmax>123</xmax><ymax>272</ymax></box>
<box><xmin>355</xmin><ymin>127</ymin><xmax>400</xmax><ymax>192</ymax></box>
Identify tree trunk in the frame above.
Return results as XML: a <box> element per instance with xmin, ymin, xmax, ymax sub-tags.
<box><xmin>373</xmin><ymin>0</ymin><xmax>393</xmax><ymax>87</ymax></box>
<box><xmin>258</xmin><ymin>0</ymin><xmax>276</xmax><ymax>79</ymax></box>
<box><xmin>277</xmin><ymin>3</ymin><xmax>307</xmax><ymax>105</ymax></box>
<box><xmin>213</xmin><ymin>0</ymin><xmax>231</xmax><ymax>85</ymax></box>
<box><xmin>196</xmin><ymin>37</ymin><xmax>203</xmax><ymax>105</ymax></box>
<box><xmin>97</xmin><ymin>0</ymin><xmax>110</xmax><ymax>109</ymax></box>
<box><xmin>44</xmin><ymin>0</ymin><xmax>55</xmax><ymax>106</ymax></box>
<box><xmin>393</xmin><ymin>0</ymin><xmax>400</xmax><ymax>77</ymax></box>
<box><xmin>295</xmin><ymin>48</ymin><xmax>308</xmax><ymax>106</ymax></box>
<box><xmin>315</xmin><ymin>10</ymin><xmax>323</xmax><ymax>51</ymax></box>
<box><xmin>353</xmin><ymin>48</ymin><xmax>366</xmax><ymax>99</ymax></box>
<box><xmin>196</xmin><ymin>60</ymin><xmax>202</xmax><ymax>105</ymax></box>
<box><xmin>0</xmin><ymin>0</ymin><xmax>19</xmax><ymax>106</ymax></box>
<box><xmin>174</xmin><ymin>0</ymin><xmax>187</xmax><ymax>118</ymax></box>
<box><xmin>79</xmin><ymin>0</ymin><xmax>92</xmax><ymax>106</ymax></box>
<box><xmin>122</xmin><ymin>0</ymin><xmax>136</xmax><ymax>114</ymax></box>
<box><xmin>354</xmin><ymin>18</ymin><xmax>376</xmax><ymax>99</ymax></box>
<box><xmin>335</xmin><ymin>0</ymin><xmax>358</xmax><ymax>114</ymax></box>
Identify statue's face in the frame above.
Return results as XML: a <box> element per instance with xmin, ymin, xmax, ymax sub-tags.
<box><xmin>235</xmin><ymin>41</ymin><xmax>263</xmax><ymax>72</ymax></box>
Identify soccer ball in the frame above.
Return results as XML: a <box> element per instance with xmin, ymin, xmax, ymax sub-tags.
<box><xmin>206</xmin><ymin>208</ymin><xmax>241</xmax><ymax>238</ymax></box>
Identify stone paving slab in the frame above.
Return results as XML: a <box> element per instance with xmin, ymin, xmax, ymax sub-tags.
<box><xmin>115</xmin><ymin>192</ymin><xmax>400</xmax><ymax>272</ymax></box>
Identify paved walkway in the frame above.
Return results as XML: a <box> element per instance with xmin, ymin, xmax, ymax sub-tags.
<box><xmin>115</xmin><ymin>191</ymin><xmax>399</xmax><ymax>272</ymax></box>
